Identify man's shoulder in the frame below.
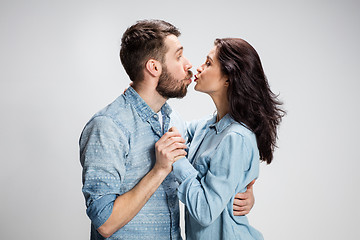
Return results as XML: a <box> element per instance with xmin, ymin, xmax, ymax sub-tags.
<box><xmin>89</xmin><ymin>94</ymin><xmax>138</xmax><ymax>124</ymax></box>
<box><xmin>94</xmin><ymin>94</ymin><xmax>127</xmax><ymax>117</ymax></box>
<box><xmin>81</xmin><ymin>94</ymin><xmax>135</xmax><ymax>135</ymax></box>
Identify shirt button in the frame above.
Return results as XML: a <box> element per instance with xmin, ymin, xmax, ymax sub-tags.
<box><xmin>156</xmin><ymin>131</ymin><xmax>161</xmax><ymax>135</ymax></box>
<box><xmin>153</xmin><ymin>114</ymin><xmax>158</xmax><ymax>119</ymax></box>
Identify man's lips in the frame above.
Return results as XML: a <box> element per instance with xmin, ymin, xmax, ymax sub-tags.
<box><xmin>184</xmin><ymin>71</ymin><xmax>193</xmax><ymax>83</ymax></box>
<box><xmin>187</xmin><ymin>71</ymin><xmax>193</xmax><ymax>79</ymax></box>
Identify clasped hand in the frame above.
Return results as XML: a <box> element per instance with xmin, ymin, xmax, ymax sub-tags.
<box><xmin>154</xmin><ymin>127</ymin><xmax>187</xmax><ymax>174</ymax></box>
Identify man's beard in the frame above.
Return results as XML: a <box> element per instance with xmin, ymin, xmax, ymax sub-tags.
<box><xmin>156</xmin><ymin>64</ymin><xmax>192</xmax><ymax>99</ymax></box>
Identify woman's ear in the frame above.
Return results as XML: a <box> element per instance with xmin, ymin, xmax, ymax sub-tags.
<box><xmin>224</xmin><ymin>79</ymin><xmax>230</xmax><ymax>87</ymax></box>
<box><xmin>145</xmin><ymin>59</ymin><xmax>161</xmax><ymax>77</ymax></box>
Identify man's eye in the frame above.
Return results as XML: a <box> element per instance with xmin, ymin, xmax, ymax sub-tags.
<box><xmin>206</xmin><ymin>61</ymin><xmax>211</xmax><ymax>66</ymax></box>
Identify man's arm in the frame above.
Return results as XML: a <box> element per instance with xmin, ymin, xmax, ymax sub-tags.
<box><xmin>233</xmin><ymin>179</ymin><xmax>255</xmax><ymax>216</ymax></box>
<box><xmin>97</xmin><ymin>167</ymin><xmax>168</xmax><ymax>237</ymax></box>
<box><xmin>97</xmin><ymin>131</ymin><xmax>187</xmax><ymax>238</ymax></box>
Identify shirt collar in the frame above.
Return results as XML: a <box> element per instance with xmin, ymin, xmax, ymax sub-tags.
<box><xmin>209</xmin><ymin>113</ymin><xmax>235</xmax><ymax>133</ymax></box>
<box><xmin>124</xmin><ymin>86</ymin><xmax>172</xmax><ymax>121</ymax></box>
<box><xmin>160</xmin><ymin>100</ymin><xmax>172</xmax><ymax>116</ymax></box>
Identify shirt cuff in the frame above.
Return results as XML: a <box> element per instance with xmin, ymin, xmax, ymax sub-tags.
<box><xmin>86</xmin><ymin>194</ymin><xmax>117</xmax><ymax>229</ymax></box>
<box><xmin>172</xmin><ymin>157</ymin><xmax>198</xmax><ymax>183</ymax></box>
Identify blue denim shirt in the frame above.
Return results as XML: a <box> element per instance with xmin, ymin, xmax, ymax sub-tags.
<box><xmin>79</xmin><ymin>87</ymin><xmax>185</xmax><ymax>240</ymax></box>
<box><xmin>173</xmin><ymin>114</ymin><xmax>264</xmax><ymax>240</ymax></box>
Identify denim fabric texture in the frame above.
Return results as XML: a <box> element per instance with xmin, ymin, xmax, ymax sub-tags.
<box><xmin>80</xmin><ymin>87</ymin><xmax>185</xmax><ymax>240</ymax></box>
<box><xmin>173</xmin><ymin>114</ymin><xmax>264</xmax><ymax>240</ymax></box>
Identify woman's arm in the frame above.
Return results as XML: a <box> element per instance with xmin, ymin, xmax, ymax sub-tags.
<box><xmin>172</xmin><ymin>132</ymin><xmax>259</xmax><ymax>226</ymax></box>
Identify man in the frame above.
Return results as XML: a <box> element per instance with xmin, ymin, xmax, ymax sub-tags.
<box><xmin>80</xmin><ymin>19</ymin><xmax>254</xmax><ymax>240</ymax></box>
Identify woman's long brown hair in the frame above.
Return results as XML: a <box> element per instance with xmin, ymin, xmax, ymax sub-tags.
<box><xmin>215</xmin><ymin>38</ymin><xmax>285</xmax><ymax>164</ymax></box>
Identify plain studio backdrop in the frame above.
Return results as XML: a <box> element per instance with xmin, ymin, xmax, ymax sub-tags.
<box><xmin>1</xmin><ymin>0</ymin><xmax>359</xmax><ymax>239</ymax></box>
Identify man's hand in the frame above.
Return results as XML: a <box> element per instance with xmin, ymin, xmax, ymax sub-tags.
<box><xmin>233</xmin><ymin>179</ymin><xmax>256</xmax><ymax>216</ymax></box>
<box><xmin>154</xmin><ymin>128</ymin><xmax>187</xmax><ymax>174</ymax></box>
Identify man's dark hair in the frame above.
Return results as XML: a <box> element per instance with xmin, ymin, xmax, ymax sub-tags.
<box><xmin>120</xmin><ymin>19</ymin><xmax>180</xmax><ymax>82</ymax></box>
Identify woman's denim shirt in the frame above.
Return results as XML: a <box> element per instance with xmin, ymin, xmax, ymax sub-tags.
<box><xmin>173</xmin><ymin>114</ymin><xmax>264</xmax><ymax>240</ymax></box>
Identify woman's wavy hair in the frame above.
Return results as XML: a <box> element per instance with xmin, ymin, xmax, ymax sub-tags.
<box><xmin>215</xmin><ymin>38</ymin><xmax>285</xmax><ymax>164</ymax></box>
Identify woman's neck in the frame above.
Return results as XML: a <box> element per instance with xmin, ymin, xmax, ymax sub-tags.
<box><xmin>210</xmin><ymin>91</ymin><xmax>229</xmax><ymax>122</ymax></box>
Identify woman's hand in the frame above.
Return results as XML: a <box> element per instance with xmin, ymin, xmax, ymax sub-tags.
<box><xmin>168</xmin><ymin>127</ymin><xmax>187</xmax><ymax>161</ymax></box>
<box><xmin>154</xmin><ymin>128</ymin><xmax>187</xmax><ymax>174</ymax></box>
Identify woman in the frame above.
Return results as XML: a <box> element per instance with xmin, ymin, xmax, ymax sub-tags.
<box><xmin>172</xmin><ymin>38</ymin><xmax>284</xmax><ymax>239</ymax></box>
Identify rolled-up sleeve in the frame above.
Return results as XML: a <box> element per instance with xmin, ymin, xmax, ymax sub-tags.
<box><xmin>79</xmin><ymin>116</ymin><xmax>128</xmax><ymax>229</ymax></box>
<box><xmin>173</xmin><ymin>132</ymin><xmax>255</xmax><ymax>227</ymax></box>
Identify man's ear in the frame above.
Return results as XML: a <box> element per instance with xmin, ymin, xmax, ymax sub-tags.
<box><xmin>145</xmin><ymin>59</ymin><xmax>161</xmax><ymax>77</ymax></box>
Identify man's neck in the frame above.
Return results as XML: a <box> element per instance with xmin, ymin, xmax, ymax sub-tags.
<box><xmin>132</xmin><ymin>83</ymin><xmax>167</xmax><ymax>113</ymax></box>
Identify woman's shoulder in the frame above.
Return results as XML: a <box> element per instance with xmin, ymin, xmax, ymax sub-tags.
<box><xmin>229</xmin><ymin>122</ymin><xmax>253</xmax><ymax>136</ymax></box>
<box><xmin>225</xmin><ymin>117</ymin><xmax>256</xmax><ymax>145</ymax></box>
<box><xmin>224</xmin><ymin>119</ymin><xmax>260</xmax><ymax>166</ymax></box>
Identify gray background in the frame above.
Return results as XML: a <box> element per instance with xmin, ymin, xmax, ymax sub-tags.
<box><xmin>1</xmin><ymin>0</ymin><xmax>359</xmax><ymax>239</ymax></box>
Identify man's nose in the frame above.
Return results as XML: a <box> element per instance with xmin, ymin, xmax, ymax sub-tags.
<box><xmin>184</xmin><ymin>57</ymin><xmax>192</xmax><ymax>70</ymax></box>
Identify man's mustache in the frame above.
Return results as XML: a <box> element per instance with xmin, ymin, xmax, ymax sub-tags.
<box><xmin>185</xmin><ymin>70</ymin><xmax>193</xmax><ymax>80</ymax></box>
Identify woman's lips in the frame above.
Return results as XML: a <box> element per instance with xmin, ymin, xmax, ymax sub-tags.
<box><xmin>194</xmin><ymin>74</ymin><xmax>199</xmax><ymax>82</ymax></box>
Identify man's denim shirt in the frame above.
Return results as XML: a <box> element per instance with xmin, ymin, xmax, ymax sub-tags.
<box><xmin>80</xmin><ymin>87</ymin><xmax>185</xmax><ymax>240</ymax></box>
